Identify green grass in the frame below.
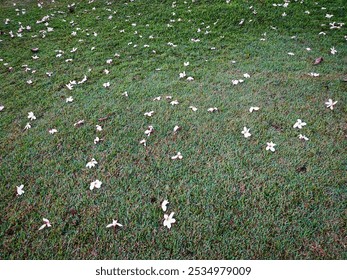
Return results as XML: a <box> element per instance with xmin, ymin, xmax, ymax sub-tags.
<box><xmin>0</xmin><ymin>0</ymin><xmax>346</xmax><ymax>259</ymax></box>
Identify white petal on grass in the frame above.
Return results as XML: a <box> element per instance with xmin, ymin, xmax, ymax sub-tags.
<box><xmin>171</xmin><ymin>152</ymin><xmax>183</xmax><ymax>160</ymax></box>
<box><xmin>16</xmin><ymin>184</ymin><xmax>24</xmax><ymax>196</ymax></box>
<box><xmin>28</xmin><ymin>112</ymin><xmax>36</xmax><ymax>120</ymax></box>
<box><xmin>293</xmin><ymin>119</ymin><xmax>307</xmax><ymax>129</ymax></box>
<box><xmin>173</xmin><ymin>125</ymin><xmax>181</xmax><ymax>133</ymax></box>
<box><xmin>249</xmin><ymin>106</ymin><xmax>260</xmax><ymax>113</ymax></box>
<box><xmin>49</xmin><ymin>128</ymin><xmax>58</xmax><ymax>134</ymax></box>
<box><xmin>207</xmin><ymin>107</ymin><xmax>218</xmax><ymax>112</ymax></box>
<box><xmin>266</xmin><ymin>142</ymin><xmax>276</xmax><ymax>152</ymax></box>
<box><xmin>145</xmin><ymin>126</ymin><xmax>154</xmax><ymax>136</ymax></box>
<box><xmin>139</xmin><ymin>139</ymin><xmax>146</xmax><ymax>146</ymax></box>
<box><xmin>299</xmin><ymin>134</ymin><xmax>309</xmax><ymax>141</ymax></box>
<box><xmin>24</xmin><ymin>123</ymin><xmax>31</xmax><ymax>130</ymax></box>
<box><xmin>66</xmin><ymin>96</ymin><xmax>74</xmax><ymax>103</ymax></box>
<box><xmin>39</xmin><ymin>218</ymin><xmax>51</xmax><ymax>230</ymax></box>
<box><xmin>163</xmin><ymin>212</ymin><xmax>176</xmax><ymax>229</ymax></box>
<box><xmin>161</xmin><ymin>200</ymin><xmax>169</xmax><ymax>212</ymax></box>
<box><xmin>189</xmin><ymin>106</ymin><xmax>198</xmax><ymax>111</ymax></box>
<box><xmin>94</xmin><ymin>137</ymin><xmax>100</xmax><ymax>144</ymax></box>
<box><xmin>241</xmin><ymin>127</ymin><xmax>251</xmax><ymax>138</ymax></box>
<box><xmin>106</xmin><ymin>219</ymin><xmax>123</xmax><ymax>228</ymax></box>
<box><xmin>90</xmin><ymin>179</ymin><xmax>102</xmax><ymax>190</ymax></box>
<box><xmin>86</xmin><ymin>158</ymin><xmax>98</xmax><ymax>168</ymax></box>
<box><xmin>96</xmin><ymin>125</ymin><xmax>102</xmax><ymax>131</ymax></box>
<box><xmin>144</xmin><ymin>111</ymin><xmax>154</xmax><ymax>117</ymax></box>
<box><xmin>325</xmin><ymin>99</ymin><xmax>337</xmax><ymax>110</ymax></box>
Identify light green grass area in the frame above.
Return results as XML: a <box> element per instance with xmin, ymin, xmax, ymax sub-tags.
<box><xmin>0</xmin><ymin>0</ymin><xmax>346</xmax><ymax>259</ymax></box>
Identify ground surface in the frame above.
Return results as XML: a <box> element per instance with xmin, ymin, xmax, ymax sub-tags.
<box><xmin>0</xmin><ymin>0</ymin><xmax>346</xmax><ymax>259</ymax></box>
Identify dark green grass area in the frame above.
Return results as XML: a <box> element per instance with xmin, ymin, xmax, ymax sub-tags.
<box><xmin>0</xmin><ymin>0</ymin><xmax>346</xmax><ymax>259</ymax></box>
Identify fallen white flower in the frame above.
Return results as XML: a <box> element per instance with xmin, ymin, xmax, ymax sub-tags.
<box><xmin>299</xmin><ymin>134</ymin><xmax>309</xmax><ymax>141</ymax></box>
<box><xmin>249</xmin><ymin>106</ymin><xmax>260</xmax><ymax>113</ymax></box>
<box><xmin>266</xmin><ymin>142</ymin><xmax>276</xmax><ymax>152</ymax></box>
<box><xmin>90</xmin><ymin>179</ymin><xmax>102</xmax><ymax>190</ymax></box>
<box><xmin>39</xmin><ymin>218</ymin><xmax>51</xmax><ymax>230</ymax></box>
<box><xmin>86</xmin><ymin>158</ymin><xmax>98</xmax><ymax>168</ymax></box>
<box><xmin>163</xmin><ymin>212</ymin><xmax>176</xmax><ymax>229</ymax></box>
<box><xmin>16</xmin><ymin>184</ymin><xmax>24</xmax><ymax>196</ymax></box>
<box><xmin>241</xmin><ymin>127</ymin><xmax>251</xmax><ymax>138</ymax></box>
<box><xmin>28</xmin><ymin>112</ymin><xmax>36</xmax><ymax>121</ymax></box>
<box><xmin>161</xmin><ymin>200</ymin><xmax>169</xmax><ymax>212</ymax></box>
<box><xmin>293</xmin><ymin>119</ymin><xmax>307</xmax><ymax>129</ymax></box>
<box><xmin>171</xmin><ymin>152</ymin><xmax>183</xmax><ymax>160</ymax></box>
<box><xmin>325</xmin><ymin>99</ymin><xmax>337</xmax><ymax>110</ymax></box>
<box><xmin>49</xmin><ymin>128</ymin><xmax>58</xmax><ymax>134</ymax></box>
<box><xmin>144</xmin><ymin>111</ymin><xmax>154</xmax><ymax>117</ymax></box>
<box><xmin>106</xmin><ymin>219</ymin><xmax>123</xmax><ymax>228</ymax></box>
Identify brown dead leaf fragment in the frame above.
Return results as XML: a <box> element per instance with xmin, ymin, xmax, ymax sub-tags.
<box><xmin>313</xmin><ymin>57</ymin><xmax>323</xmax><ymax>65</ymax></box>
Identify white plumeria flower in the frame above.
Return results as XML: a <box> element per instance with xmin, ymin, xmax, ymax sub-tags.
<box><xmin>28</xmin><ymin>112</ymin><xmax>36</xmax><ymax>120</ymax></box>
<box><xmin>139</xmin><ymin>139</ymin><xmax>146</xmax><ymax>146</ymax></box>
<box><xmin>325</xmin><ymin>99</ymin><xmax>337</xmax><ymax>110</ymax></box>
<box><xmin>184</xmin><ymin>62</ymin><xmax>189</xmax><ymax>66</ymax></box>
<box><xmin>266</xmin><ymin>142</ymin><xmax>276</xmax><ymax>152</ymax></box>
<box><xmin>27</xmin><ymin>80</ymin><xmax>33</xmax><ymax>85</ymax></box>
<box><xmin>171</xmin><ymin>152</ymin><xmax>183</xmax><ymax>160</ymax></box>
<box><xmin>24</xmin><ymin>123</ymin><xmax>31</xmax><ymax>130</ymax></box>
<box><xmin>106</xmin><ymin>219</ymin><xmax>123</xmax><ymax>228</ymax></box>
<box><xmin>46</xmin><ymin>72</ymin><xmax>53</xmax><ymax>77</ymax></box>
<box><xmin>308</xmin><ymin>72</ymin><xmax>320</xmax><ymax>77</ymax></box>
<box><xmin>170</xmin><ymin>100</ymin><xmax>179</xmax><ymax>105</ymax></box>
<box><xmin>189</xmin><ymin>106</ymin><xmax>198</xmax><ymax>111</ymax></box>
<box><xmin>103</xmin><ymin>82</ymin><xmax>110</xmax><ymax>88</ymax></box>
<box><xmin>243</xmin><ymin>73</ymin><xmax>250</xmax><ymax>78</ymax></box>
<box><xmin>0</xmin><ymin>105</ymin><xmax>4</xmax><ymax>111</ymax></box>
<box><xmin>179</xmin><ymin>71</ymin><xmax>186</xmax><ymax>78</ymax></box>
<box><xmin>16</xmin><ymin>184</ymin><xmax>24</xmax><ymax>196</ymax></box>
<box><xmin>173</xmin><ymin>125</ymin><xmax>181</xmax><ymax>133</ymax></box>
<box><xmin>241</xmin><ymin>127</ymin><xmax>251</xmax><ymax>138</ymax></box>
<box><xmin>299</xmin><ymin>134</ymin><xmax>309</xmax><ymax>141</ymax></box>
<box><xmin>288</xmin><ymin>52</ymin><xmax>295</xmax><ymax>56</ymax></box>
<box><xmin>90</xmin><ymin>179</ymin><xmax>102</xmax><ymax>190</ymax></box>
<box><xmin>86</xmin><ymin>158</ymin><xmax>98</xmax><ymax>168</ymax></box>
<box><xmin>39</xmin><ymin>218</ymin><xmax>51</xmax><ymax>230</ymax></box>
<box><xmin>153</xmin><ymin>96</ymin><xmax>161</xmax><ymax>101</ymax></box>
<box><xmin>330</xmin><ymin>47</ymin><xmax>337</xmax><ymax>54</ymax></box>
<box><xmin>96</xmin><ymin>125</ymin><xmax>102</xmax><ymax>131</ymax></box>
<box><xmin>166</xmin><ymin>96</ymin><xmax>172</xmax><ymax>100</ymax></box>
<box><xmin>144</xmin><ymin>111</ymin><xmax>154</xmax><ymax>117</ymax></box>
<box><xmin>207</xmin><ymin>107</ymin><xmax>218</xmax><ymax>112</ymax></box>
<box><xmin>122</xmin><ymin>91</ymin><xmax>128</xmax><ymax>97</ymax></box>
<box><xmin>49</xmin><ymin>128</ymin><xmax>58</xmax><ymax>134</ymax></box>
<box><xmin>106</xmin><ymin>59</ymin><xmax>113</xmax><ymax>64</ymax></box>
<box><xmin>293</xmin><ymin>119</ymin><xmax>307</xmax><ymax>129</ymax></box>
<box><xmin>161</xmin><ymin>200</ymin><xmax>169</xmax><ymax>212</ymax></box>
<box><xmin>66</xmin><ymin>96</ymin><xmax>74</xmax><ymax>103</ymax></box>
<box><xmin>145</xmin><ymin>126</ymin><xmax>154</xmax><ymax>136</ymax></box>
<box><xmin>249</xmin><ymin>106</ymin><xmax>260</xmax><ymax>112</ymax></box>
<box><xmin>94</xmin><ymin>137</ymin><xmax>100</xmax><ymax>144</ymax></box>
<box><xmin>103</xmin><ymin>69</ymin><xmax>110</xmax><ymax>75</ymax></box>
<box><xmin>163</xmin><ymin>212</ymin><xmax>176</xmax><ymax>229</ymax></box>
<box><xmin>186</xmin><ymin>76</ymin><xmax>194</xmax><ymax>81</ymax></box>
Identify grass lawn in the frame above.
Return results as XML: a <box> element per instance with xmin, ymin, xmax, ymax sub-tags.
<box><xmin>0</xmin><ymin>0</ymin><xmax>346</xmax><ymax>259</ymax></box>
